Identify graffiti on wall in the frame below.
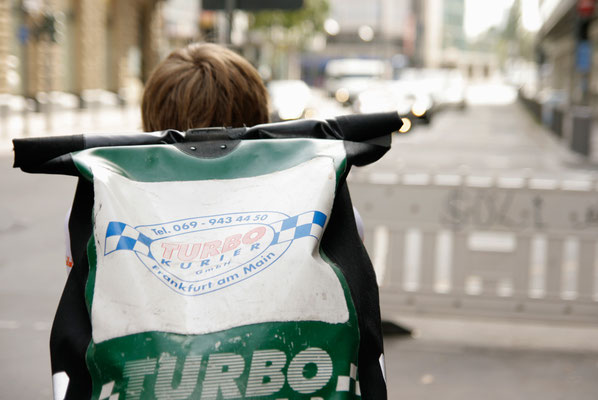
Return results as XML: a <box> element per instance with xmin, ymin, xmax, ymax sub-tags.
<box><xmin>440</xmin><ymin>187</ymin><xmax>546</xmax><ymax>231</ymax></box>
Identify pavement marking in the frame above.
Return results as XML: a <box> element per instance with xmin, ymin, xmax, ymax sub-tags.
<box><xmin>33</xmin><ymin>321</ymin><xmax>52</xmax><ymax>331</ymax></box>
<box><xmin>0</xmin><ymin>320</ymin><xmax>20</xmax><ymax>329</ymax></box>
<box><xmin>0</xmin><ymin>320</ymin><xmax>52</xmax><ymax>330</ymax></box>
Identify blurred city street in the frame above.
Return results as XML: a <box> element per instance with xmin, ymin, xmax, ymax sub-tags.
<box><xmin>2</xmin><ymin>89</ymin><xmax>598</xmax><ymax>399</ymax></box>
<box><xmin>2</xmin><ymin>0</ymin><xmax>598</xmax><ymax>398</ymax></box>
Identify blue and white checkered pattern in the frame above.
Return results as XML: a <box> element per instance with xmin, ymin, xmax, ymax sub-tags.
<box><xmin>271</xmin><ymin>211</ymin><xmax>327</xmax><ymax>245</ymax></box>
<box><xmin>104</xmin><ymin>221</ymin><xmax>153</xmax><ymax>257</ymax></box>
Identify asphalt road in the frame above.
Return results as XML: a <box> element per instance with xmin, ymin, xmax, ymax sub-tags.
<box><xmin>2</xmin><ymin>99</ymin><xmax>598</xmax><ymax>399</ymax></box>
<box><xmin>385</xmin><ymin>334</ymin><xmax>598</xmax><ymax>400</ymax></box>
<box><xmin>374</xmin><ymin>98</ymin><xmax>587</xmax><ymax>176</ymax></box>
<box><xmin>0</xmin><ymin>154</ymin><xmax>75</xmax><ymax>399</ymax></box>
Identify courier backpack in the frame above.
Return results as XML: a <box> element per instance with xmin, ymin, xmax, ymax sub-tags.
<box><xmin>13</xmin><ymin>112</ymin><xmax>401</xmax><ymax>400</ymax></box>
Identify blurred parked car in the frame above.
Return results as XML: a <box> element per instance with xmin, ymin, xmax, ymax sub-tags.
<box><xmin>354</xmin><ymin>81</ymin><xmax>434</xmax><ymax>132</ymax></box>
<box><xmin>437</xmin><ymin>69</ymin><xmax>467</xmax><ymax>109</ymax></box>
<box><xmin>267</xmin><ymin>80</ymin><xmax>312</xmax><ymax>121</ymax></box>
<box><xmin>398</xmin><ymin>68</ymin><xmax>466</xmax><ymax>110</ymax></box>
<box><xmin>324</xmin><ymin>58</ymin><xmax>389</xmax><ymax>106</ymax></box>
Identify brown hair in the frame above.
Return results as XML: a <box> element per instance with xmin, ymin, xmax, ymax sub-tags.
<box><xmin>141</xmin><ymin>43</ymin><xmax>269</xmax><ymax>131</ymax></box>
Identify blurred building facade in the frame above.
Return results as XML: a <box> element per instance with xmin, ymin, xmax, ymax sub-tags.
<box><xmin>317</xmin><ymin>0</ymin><xmax>498</xmax><ymax>80</ymax></box>
<box><xmin>295</xmin><ymin>0</ymin><xmax>411</xmax><ymax>85</ymax></box>
<box><xmin>321</xmin><ymin>0</ymin><xmax>494</xmax><ymax>76</ymax></box>
<box><xmin>421</xmin><ymin>0</ymin><xmax>465</xmax><ymax>67</ymax></box>
<box><xmin>0</xmin><ymin>0</ymin><xmax>165</xmax><ymax>105</ymax></box>
<box><xmin>534</xmin><ymin>0</ymin><xmax>596</xmax><ymax>156</ymax></box>
<box><xmin>418</xmin><ymin>0</ymin><xmax>498</xmax><ymax>79</ymax></box>
<box><xmin>0</xmin><ymin>0</ymin><xmax>515</xmax><ymax>105</ymax></box>
<box><xmin>537</xmin><ymin>0</ymin><xmax>597</xmax><ymax>106</ymax></box>
<box><xmin>324</xmin><ymin>0</ymin><xmax>410</xmax><ymax>59</ymax></box>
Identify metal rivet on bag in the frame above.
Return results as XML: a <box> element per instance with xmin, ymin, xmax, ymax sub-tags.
<box><xmin>190</xmin><ymin>146</ymin><xmax>196</xmax><ymax>151</ymax></box>
<box><xmin>220</xmin><ymin>144</ymin><xmax>227</xmax><ymax>149</ymax></box>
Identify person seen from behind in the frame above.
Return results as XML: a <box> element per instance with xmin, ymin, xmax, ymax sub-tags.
<box><xmin>141</xmin><ymin>42</ymin><xmax>270</xmax><ymax>132</ymax></box>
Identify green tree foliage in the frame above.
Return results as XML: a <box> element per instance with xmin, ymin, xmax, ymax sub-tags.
<box><xmin>471</xmin><ymin>0</ymin><xmax>536</xmax><ymax>64</ymax></box>
<box><xmin>248</xmin><ymin>0</ymin><xmax>329</xmax><ymax>48</ymax></box>
<box><xmin>502</xmin><ymin>0</ymin><xmax>521</xmax><ymax>42</ymax></box>
<box><xmin>500</xmin><ymin>0</ymin><xmax>535</xmax><ymax>61</ymax></box>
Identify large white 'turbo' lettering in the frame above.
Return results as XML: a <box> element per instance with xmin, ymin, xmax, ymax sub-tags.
<box><xmin>105</xmin><ymin>347</ymin><xmax>334</xmax><ymax>399</ymax></box>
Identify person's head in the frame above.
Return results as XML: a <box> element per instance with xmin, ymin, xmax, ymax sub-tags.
<box><xmin>141</xmin><ymin>42</ymin><xmax>269</xmax><ymax>132</ymax></box>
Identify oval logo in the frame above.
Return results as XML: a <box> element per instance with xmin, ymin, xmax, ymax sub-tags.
<box><xmin>151</xmin><ymin>223</ymin><xmax>275</xmax><ymax>282</ymax></box>
<box><xmin>103</xmin><ymin>210</ymin><xmax>327</xmax><ymax>296</ymax></box>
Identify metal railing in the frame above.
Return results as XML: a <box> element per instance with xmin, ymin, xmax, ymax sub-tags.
<box><xmin>349</xmin><ymin>170</ymin><xmax>598</xmax><ymax>324</ymax></box>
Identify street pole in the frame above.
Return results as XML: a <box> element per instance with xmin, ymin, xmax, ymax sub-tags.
<box><xmin>42</xmin><ymin>1</ymin><xmax>56</xmax><ymax>134</ymax></box>
<box><xmin>570</xmin><ymin>0</ymin><xmax>595</xmax><ymax>156</ymax></box>
<box><xmin>18</xmin><ymin>0</ymin><xmax>30</xmax><ymax>137</ymax></box>
<box><xmin>575</xmin><ymin>4</ymin><xmax>593</xmax><ymax>105</ymax></box>
<box><xmin>44</xmin><ymin>40</ymin><xmax>52</xmax><ymax>133</ymax></box>
<box><xmin>0</xmin><ymin>0</ymin><xmax>9</xmax><ymax>139</ymax></box>
<box><xmin>225</xmin><ymin>0</ymin><xmax>236</xmax><ymax>45</ymax></box>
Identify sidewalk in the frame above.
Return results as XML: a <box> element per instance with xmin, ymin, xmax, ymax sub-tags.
<box><xmin>0</xmin><ymin>104</ymin><xmax>142</xmax><ymax>154</ymax></box>
<box><xmin>389</xmin><ymin>314</ymin><xmax>598</xmax><ymax>353</ymax></box>
<box><xmin>384</xmin><ymin>314</ymin><xmax>598</xmax><ymax>400</ymax></box>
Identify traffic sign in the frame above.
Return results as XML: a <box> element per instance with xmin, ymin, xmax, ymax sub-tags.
<box><xmin>577</xmin><ymin>0</ymin><xmax>595</xmax><ymax>17</ymax></box>
<box><xmin>576</xmin><ymin>40</ymin><xmax>592</xmax><ymax>72</ymax></box>
<box><xmin>18</xmin><ymin>25</ymin><xmax>29</xmax><ymax>44</ymax></box>
<box><xmin>202</xmin><ymin>0</ymin><xmax>303</xmax><ymax>11</ymax></box>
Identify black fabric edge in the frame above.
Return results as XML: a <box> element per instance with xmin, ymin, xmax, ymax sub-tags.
<box><xmin>13</xmin><ymin>113</ymin><xmax>401</xmax><ymax>174</ymax></box>
<box><xmin>51</xmin><ymin>178</ymin><xmax>94</xmax><ymax>399</ymax></box>
<box><xmin>344</xmin><ymin>139</ymin><xmax>391</xmax><ymax>167</ymax></box>
<box><xmin>321</xmin><ymin>181</ymin><xmax>387</xmax><ymax>400</ymax></box>
<box><xmin>13</xmin><ymin>135</ymin><xmax>84</xmax><ymax>170</ymax></box>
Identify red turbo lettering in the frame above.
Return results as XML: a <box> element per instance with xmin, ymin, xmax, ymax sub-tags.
<box><xmin>161</xmin><ymin>228</ymin><xmax>267</xmax><ymax>261</ymax></box>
